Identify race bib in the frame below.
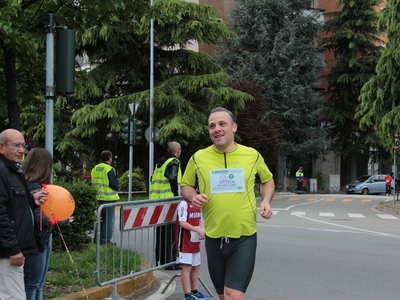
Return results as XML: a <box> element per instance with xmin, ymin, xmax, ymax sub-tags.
<box><xmin>210</xmin><ymin>168</ymin><xmax>245</xmax><ymax>194</ymax></box>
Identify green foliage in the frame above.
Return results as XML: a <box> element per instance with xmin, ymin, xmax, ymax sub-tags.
<box><xmin>51</xmin><ymin>179</ymin><xmax>98</xmax><ymax>252</ymax></box>
<box><xmin>1</xmin><ymin>0</ymin><xmax>251</xmax><ymax>171</ymax></box>
<box><xmin>320</xmin><ymin>0</ymin><xmax>382</xmax><ymax>158</ymax></box>
<box><xmin>45</xmin><ymin>0</ymin><xmax>247</xmax><ymax>167</ymax></box>
<box><xmin>357</xmin><ymin>0</ymin><xmax>400</xmax><ymax>153</ymax></box>
<box><xmin>45</xmin><ymin>244</ymin><xmax>142</xmax><ymax>299</ymax></box>
<box><xmin>216</xmin><ymin>0</ymin><xmax>328</xmax><ymax>163</ymax></box>
<box><xmin>119</xmin><ymin>167</ymin><xmax>146</xmax><ymax>191</ymax></box>
<box><xmin>232</xmin><ymin>80</ymin><xmax>284</xmax><ymax>164</ymax></box>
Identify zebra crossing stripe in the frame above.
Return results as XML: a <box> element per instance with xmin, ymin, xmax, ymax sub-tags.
<box><xmin>320</xmin><ymin>212</ymin><xmax>335</xmax><ymax>217</ymax></box>
<box><xmin>377</xmin><ymin>214</ymin><xmax>398</xmax><ymax>220</ymax></box>
<box><xmin>347</xmin><ymin>213</ymin><xmax>365</xmax><ymax>218</ymax></box>
<box><xmin>291</xmin><ymin>211</ymin><xmax>306</xmax><ymax>216</ymax></box>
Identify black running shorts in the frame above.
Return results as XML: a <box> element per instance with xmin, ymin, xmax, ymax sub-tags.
<box><xmin>205</xmin><ymin>233</ymin><xmax>257</xmax><ymax>295</ymax></box>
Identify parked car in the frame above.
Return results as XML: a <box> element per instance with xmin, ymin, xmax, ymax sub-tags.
<box><xmin>346</xmin><ymin>174</ymin><xmax>388</xmax><ymax>195</ymax></box>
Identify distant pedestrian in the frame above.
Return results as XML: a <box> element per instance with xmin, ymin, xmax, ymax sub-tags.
<box><xmin>385</xmin><ymin>173</ymin><xmax>393</xmax><ymax>196</ymax></box>
<box><xmin>296</xmin><ymin>167</ymin><xmax>304</xmax><ymax>194</ymax></box>
<box><xmin>176</xmin><ymin>199</ymin><xmax>208</xmax><ymax>300</ymax></box>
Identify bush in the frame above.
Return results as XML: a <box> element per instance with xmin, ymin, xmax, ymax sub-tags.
<box><xmin>119</xmin><ymin>167</ymin><xmax>146</xmax><ymax>191</ymax></box>
<box><xmin>51</xmin><ymin>179</ymin><xmax>98</xmax><ymax>252</ymax></box>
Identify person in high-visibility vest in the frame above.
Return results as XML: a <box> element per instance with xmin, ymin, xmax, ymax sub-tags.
<box><xmin>150</xmin><ymin>141</ymin><xmax>182</xmax><ymax>270</ymax></box>
<box><xmin>91</xmin><ymin>150</ymin><xmax>120</xmax><ymax>244</ymax></box>
<box><xmin>296</xmin><ymin>167</ymin><xmax>304</xmax><ymax>194</ymax></box>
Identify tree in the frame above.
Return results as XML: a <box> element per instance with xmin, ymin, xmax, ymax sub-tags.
<box><xmin>216</xmin><ymin>0</ymin><xmax>328</xmax><ymax>164</ymax></box>
<box><xmin>231</xmin><ymin>80</ymin><xmax>284</xmax><ymax>165</ymax></box>
<box><xmin>1</xmin><ymin>0</ymin><xmax>253</xmax><ymax>170</ymax></box>
<box><xmin>357</xmin><ymin>0</ymin><xmax>400</xmax><ymax>153</ymax></box>
<box><xmin>55</xmin><ymin>0</ymin><xmax>253</xmax><ymax>170</ymax></box>
<box><xmin>0</xmin><ymin>0</ymin><xmax>127</xmax><ymax>163</ymax></box>
<box><xmin>0</xmin><ymin>1</ymin><xmax>47</xmax><ymax>130</ymax></box>
<box><xmin>319</xmin><ymin>0</ymin><xmax>382</xmax><ymax>158</ymax></box>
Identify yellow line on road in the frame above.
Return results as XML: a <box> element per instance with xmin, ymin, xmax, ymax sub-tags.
<box><xmin>289</xmin><ymin>198</ymin><xmax>300</xmax><ymax>201</ymax></box>
<box><xmin>306</xmin><ymin>198</ymin><xmax>318</xmax><ymax>201</ymax></box>
<box><xmin>361</xmin><ymin>199</ymin><xmax>372</xmax><ymax>203</ymax></box>
<box><xmin>324</xmin><ymin>198</ymin><xmax>335</xmax><ymax>202</ymax></box>
<box><xmin>342</xmin><ymin>199</ymin><xmax>353</xmax><ymax>202</ymax></box>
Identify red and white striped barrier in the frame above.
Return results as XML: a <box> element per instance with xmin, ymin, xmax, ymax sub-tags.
<box><xmin>122</xmin><ymin>203</ymin><xmax>178</xmax><ymax>230</ymax></box>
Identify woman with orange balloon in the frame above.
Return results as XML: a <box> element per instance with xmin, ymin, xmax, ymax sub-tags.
<box><xmin>22</xmin><ymin>148</ymin><xmax>75</xmax><ymax>300</ymax></box>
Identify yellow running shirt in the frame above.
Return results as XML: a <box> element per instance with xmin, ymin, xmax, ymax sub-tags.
<box><xmin>181</xmin><ymin>143</ymin><xmax>273</xmax><ymax>238</ymax></box>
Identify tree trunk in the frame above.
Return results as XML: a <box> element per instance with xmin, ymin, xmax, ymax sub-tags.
<box><xmin>4</xmin><ymin>47</ymin><xmax>21</xmax><ymax>130</ymax></box>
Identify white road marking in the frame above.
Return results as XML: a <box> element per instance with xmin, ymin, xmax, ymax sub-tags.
<box><xmin>320</xmin><ymin>212</ymin><xmax>335</xmax><ymax>217</ymax></box>
<box><xmin>347</xmin><ymin>213</ymin><xmax>366</xmax><ymax>218</ymax></box>
<box><xmin>290</xmin><ymin>211</ymin><xmax>306</xmax><ymax>216</ymax></box>
<box><xmin>293</xmin><ymin>215</ymin><xmax>400</xmax><ymax>237</ymax></box>
<box><xmin>377</xmin><ymin>214</ymin><xmax>398</xmax><ymax>220</ymax></box>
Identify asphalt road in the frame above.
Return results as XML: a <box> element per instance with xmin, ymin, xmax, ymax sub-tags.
<box><xmin>144</xmin><ymin>194</ymin><xmax>400</xmax><ymax>300</ymax></box>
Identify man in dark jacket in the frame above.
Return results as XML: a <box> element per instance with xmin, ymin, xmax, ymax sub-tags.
<box><xmin>150</xmin><ymin>141</ymin><xmax>182</xmax><ymax>270</ymax></box>
<box><xmin>0</xmin><ymin>129</ymin><xmax>48</xmax><ymax>298</ymax></box>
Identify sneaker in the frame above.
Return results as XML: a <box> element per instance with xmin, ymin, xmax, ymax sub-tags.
<box><xmin>183</xmin><ymin>295</ymin><xmax>197</xmax><ymax>300</ymax></box>
<box><xmin>192</xmin><ymin>291</ymin><xmax>209</xmax><ymax>299</ymax></box>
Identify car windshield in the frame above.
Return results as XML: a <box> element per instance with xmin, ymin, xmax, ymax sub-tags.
<box><xmin>355</xmin><ymin>175</ymin><xmax>371</xmax><ymax>182</ymax></box>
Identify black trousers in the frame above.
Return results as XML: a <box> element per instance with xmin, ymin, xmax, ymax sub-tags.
<box><xmin>155</xmin><ymin>223</ymin><xmax>176</xmax><ymax>265</ymax></box>
<box><xmin>386</xmin><ymin>185</ymin><xmax>392</xmax><ymax>195</ymax></box>
<box><xmin>297</xmin><ymin>180</ymin><xmax>302</xmax><ymax>192</ymax></box>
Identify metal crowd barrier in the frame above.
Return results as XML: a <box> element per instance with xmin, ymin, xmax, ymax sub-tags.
<box><xmin>93</xmin><ymin>196</ymin><xmax>213</xmax><ymax>299</ymax></box>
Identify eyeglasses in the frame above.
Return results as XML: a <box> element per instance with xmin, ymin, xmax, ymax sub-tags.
<box><xmin>7</xmin><ymin>142</ymin><xmax>27</xmax><ymax>149</ymax></box>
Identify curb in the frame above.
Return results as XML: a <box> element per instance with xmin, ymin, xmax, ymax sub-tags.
<box><xmin>52</xmin><ymin>271</ymin><xmax>154</xmax><ymax>300</ymax></box>
<box><xmin>374</xmin><ymin>202</ymin><xmax>400</xmax><ymax>215</ymax></box>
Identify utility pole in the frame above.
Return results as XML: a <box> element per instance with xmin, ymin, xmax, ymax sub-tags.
<box><xmin>45</xmin><ymin>14</ymin><xmax>55</xmax><ymax>159</ymax></box>
<box><xmin>149</xmin><ymin>0</ymin><xmax>155</xmax><ymax>192</ymax></box>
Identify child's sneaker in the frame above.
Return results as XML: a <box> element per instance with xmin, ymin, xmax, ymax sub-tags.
<box><xmin>192</xmin><ymin>291</ymin><xmax>209</xmax><ymax>299</ymax></box>
<box><xmin>183</xmin><ymin>295</ymin><xmax>197</xmax><ymax>300</ymax></box>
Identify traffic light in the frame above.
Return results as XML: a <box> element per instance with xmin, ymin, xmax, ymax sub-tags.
<box><xmin>121</xmin><ymin>119</ymin><xmax>131</xmax><ymax>144</ymax></box>
<box><xmin>55</xmin><ymin>28</ymin><xmax>76</xmax><ymax>94</ymax></box>
<box><xmin>133</xmin><ymin>119</ymin><xmax>143</xmax><ymax>144</ymax></box>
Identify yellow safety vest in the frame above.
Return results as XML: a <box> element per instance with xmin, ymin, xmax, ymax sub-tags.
<box><xmin>91</xmin><ymin>163</ymin><xmax>120</xmax><ymax>201</ymax></box>
<box><xmin>296</xmin><ymin>170</ymin><xmax>304</xmax><ymax>181</ymax></box>
<box><xmin>149</xmin><ymin>157</ymin><xmax>182</xmax><ymax>199</ymax></box>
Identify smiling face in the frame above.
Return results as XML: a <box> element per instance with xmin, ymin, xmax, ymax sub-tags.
<box><xmin>0</xmin><ymin>129</ymin><xmax>26</xmax><ymax>164</ymax></box>
<box><xmin>208</xmin><ymin>110</ymin><xmax>237</xmax><ymax>152</ymax></box>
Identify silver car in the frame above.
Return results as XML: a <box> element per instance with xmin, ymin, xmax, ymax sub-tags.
<box><xmin>346</xmin><ymin>174</ymin><xmax>387</xmax><ymax>195</ymax></box>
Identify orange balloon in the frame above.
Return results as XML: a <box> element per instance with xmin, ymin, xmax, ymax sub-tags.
<box><xmin>42</xmin><ymin>185</ymin><xmax>75</xmax><ymax>220</ymax></box>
